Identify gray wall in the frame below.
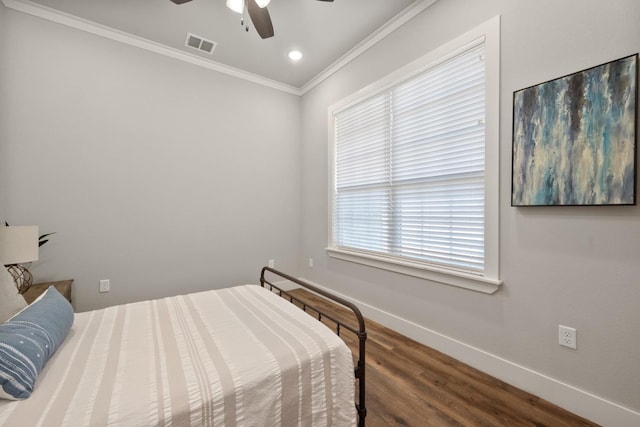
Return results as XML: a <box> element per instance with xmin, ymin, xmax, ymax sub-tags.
<box><xmin>300</xmin><ymin>0</ymin><xmax>640</xmax><ymax>420</ymax></box>
<box><xmin>2</xmin><ymin>0</ymin><xmax>639</xmax><ymax>423</ymax></box>
<box><xmin>1</xmin><ymin>9</ymin><xmax>302</xmax><ymax>311</ymax></box>
<box><xmin>0</xmin><ymin>2</ymin><xmax>7</xmax><ymax>221</ymax></box>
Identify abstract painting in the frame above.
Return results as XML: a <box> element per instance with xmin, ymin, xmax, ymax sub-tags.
<box><xmin>512</xmin><ymin>54</ymin><xmax>637</xmax><ymax>206</ymax></box>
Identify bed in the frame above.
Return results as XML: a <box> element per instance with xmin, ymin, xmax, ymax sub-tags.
<box><xmin>0</xmin><ymin>267</ymin><xmax>367</xmax><ymax>426</ymax></box>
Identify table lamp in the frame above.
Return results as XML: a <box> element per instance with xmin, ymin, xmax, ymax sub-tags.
<box><xmin>0</xmin><ymin>226</ymin><xmax>39</xmax><ymax>293</ymax></box>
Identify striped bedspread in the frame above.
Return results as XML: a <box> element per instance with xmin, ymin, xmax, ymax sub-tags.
<box><xmin>0</xmin><ymin>285</ymin><xmax>356</xmax><ymax>426</ymax></box>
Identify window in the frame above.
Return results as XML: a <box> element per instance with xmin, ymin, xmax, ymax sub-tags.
<box><xmin>328</xmin><ymin>17</ymin><xmax>501</xmax><ymax>293</ymax></box>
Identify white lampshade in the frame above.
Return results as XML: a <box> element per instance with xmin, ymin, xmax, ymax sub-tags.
<box><xmin>226</xmin><ymin>0</ymin><xmax>244</xmax><ymax>13</ymax></box>
<box><xmin>0</xmin><ymin>226</ymin><xmax>39</xmax><ymax>264</ymax></box>
<box><xmin>255</xmin><ymin>0</ymin><xmax>270</xmax><ymax>7</ymax></box>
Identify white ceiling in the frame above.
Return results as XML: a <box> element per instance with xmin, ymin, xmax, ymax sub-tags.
<box><xmin>9</xmin><ymin>0</ymin><xmax>424</xmax><ymax>90</ymax></box>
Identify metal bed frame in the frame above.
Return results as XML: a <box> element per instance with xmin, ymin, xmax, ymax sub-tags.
<box><xmin>260</xmin><ymin>267</ymin><xmax>367</xmax><ymax>427</ymax></box>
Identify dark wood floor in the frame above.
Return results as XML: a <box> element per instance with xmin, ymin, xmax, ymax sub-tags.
<box><xmin>287</xmin><ymin>289</ymin><xmax>599</xmax><ymax>427</ymax></box>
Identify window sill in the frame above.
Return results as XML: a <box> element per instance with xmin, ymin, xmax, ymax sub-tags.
<box><xmin>326</xmin><ymin>247</ymin><xmax>502</xmax><ymax>294</ymax></box>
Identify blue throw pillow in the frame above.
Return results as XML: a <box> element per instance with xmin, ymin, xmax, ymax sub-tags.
<box><xmin>0</xmin><ymin>286</ymin><xmax>74</xmax><ymax>400</ymax></box>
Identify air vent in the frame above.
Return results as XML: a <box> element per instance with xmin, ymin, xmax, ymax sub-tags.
<box><xmin>185</xmin><ymin>33</ymin><xmax>217</xmax><ymax>55</ymax></box>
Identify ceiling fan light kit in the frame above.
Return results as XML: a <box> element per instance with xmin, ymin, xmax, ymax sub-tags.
<box><xmin>171</xmin><ymin>0</ymin><xmax>333</xmax><ymax>40</ymax></box>
<box><xmin>226</xmin><ymin>0</ymin><xmax>243</xmax><ymax>14</ymax></box>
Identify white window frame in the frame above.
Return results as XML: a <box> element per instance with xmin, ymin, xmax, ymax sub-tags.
<box><xmin>327</xmin><ymin>16</ymin><xmax>502</xmax><ymax>294</ymax></box>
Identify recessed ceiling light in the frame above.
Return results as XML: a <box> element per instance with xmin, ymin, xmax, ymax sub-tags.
<box><xmin>288</xmin><ymin>50</ymin><xmax>303</xmax><ymax>61</ymax></box>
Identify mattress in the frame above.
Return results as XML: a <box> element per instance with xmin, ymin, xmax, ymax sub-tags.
<box><xmin>0</xmin><ymin>285</ymin><xmax>356</xmax><ymax>426</ymax></box>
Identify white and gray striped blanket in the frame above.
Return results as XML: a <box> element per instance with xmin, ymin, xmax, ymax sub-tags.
<box><xmin>0</xmin><ymin>285</ymin><xmax>356</xmax><ymax>426</ymax></box>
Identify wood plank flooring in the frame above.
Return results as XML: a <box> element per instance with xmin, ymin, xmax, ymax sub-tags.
<box><xmin>287</xmin><ymin>288</ymin><xmax>599</xmax><ymax>427</ymax></box>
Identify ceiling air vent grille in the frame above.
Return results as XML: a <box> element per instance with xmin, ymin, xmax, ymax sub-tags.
<box><xmin>185</xmin><ymin>33</ymin><xmax>217</xmax><ymax>55</ymax></box>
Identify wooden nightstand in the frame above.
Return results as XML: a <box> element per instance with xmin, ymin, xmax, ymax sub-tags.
<box><xmin>23</xmin><ymin>279</ymin><xmax>74</xmax><ymax>305</ymax></box>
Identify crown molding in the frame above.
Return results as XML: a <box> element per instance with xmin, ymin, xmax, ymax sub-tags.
<box><xmin>2</xmin><ymin>0</ymin><xmax>439</xmax><ymax>96</ymax></box>
<box><xmin>1</xmin><ymin>0</ymin><xmax>301</xmax><ymax>95</ymax></box>
<box><xmin>299</xmin><ymin>0</ymin><xmax>440</xmax><ymax>95</ymax></box>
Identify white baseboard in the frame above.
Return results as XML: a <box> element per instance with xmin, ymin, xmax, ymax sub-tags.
<box><xmin>297</xmin><ymin>277</ymin><xmax>640</xmax><ymax>427</ymax></box>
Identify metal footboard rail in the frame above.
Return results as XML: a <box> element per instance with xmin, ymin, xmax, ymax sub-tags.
<box><xmin>260</xmin><ymin>267</ymin><xmax>367</xmax><ymax>427</ymax></box>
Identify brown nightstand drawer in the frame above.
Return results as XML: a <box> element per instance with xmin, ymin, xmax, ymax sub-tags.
<box><xmin>23</xmin><ymin>279</ymin><xmax>74</xmax><ymax>305</ymax></box>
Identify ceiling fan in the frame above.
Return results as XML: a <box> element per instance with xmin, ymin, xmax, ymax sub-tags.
<box><xmin>169</xmin><ymin>0</ymin><xmax>334</xmax><ymax>40</ymax></box>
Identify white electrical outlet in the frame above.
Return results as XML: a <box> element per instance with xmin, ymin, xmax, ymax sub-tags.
<box><xmin>268</xmin><ymin>259</ymin><xmax>275</xmax><ymax>268</ymax></box>
<box><xmin>99</xmin><ymin>279</ymin><xmax>110</xmax><ymax>293</ymax></box>
<box><xmin>308</xmin><ymin>258</ymin><xmax>314</xmax><ymax>268</ymax></box>
<box><xmin>559</xmin><ymin>325</ymin><xmax>577</xmax><ymax>349</ymax></box>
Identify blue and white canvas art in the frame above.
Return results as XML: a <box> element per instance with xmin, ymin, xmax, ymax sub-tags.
<box><xmin>512</xmin><ymin>54</ymin><xmax>637</xmax><ymax>206</ymax></box>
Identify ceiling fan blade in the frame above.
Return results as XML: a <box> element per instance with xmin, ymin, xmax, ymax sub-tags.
<box><xmin>169</xmin><ymin>0</ymin><xmax>192</xmax><ymax>3</ymax></box>
<box><xmin>247</xmin><ymin>0</ymin><xmax>274</xmax><ymax>39</ymax></box>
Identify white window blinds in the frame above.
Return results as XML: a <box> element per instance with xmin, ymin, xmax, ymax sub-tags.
<box><xmin>332</xmin><ymin>42</ymin><xmax>486</xmax><ymax>274</ymax></box>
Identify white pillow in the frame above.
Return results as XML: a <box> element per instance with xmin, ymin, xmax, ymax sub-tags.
<box><xmin>0</xmin><ymin>266</ymin><xmax>27</xmax><ymax>323</ymax></box>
